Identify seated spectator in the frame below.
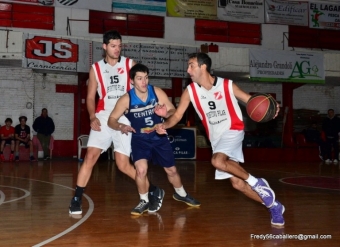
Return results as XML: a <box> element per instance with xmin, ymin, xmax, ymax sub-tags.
<box><xmin>14</xmin><ymin>116</ymin><xmax>36</xmax><ymax>162</ymax></box>
<box><xmin>0</xmin><ymin>118</ymin><xmax>15</xmax><ymax>162</ymax></box>
<box><xmin>303</xmin><ymin>122</ymin><xmax>326</xmax><ymax>161</ymax></box>
<box><xmin>33</xmin><ymin>108</ymin><xmax>55</xmax><ymax>160</ymax></box>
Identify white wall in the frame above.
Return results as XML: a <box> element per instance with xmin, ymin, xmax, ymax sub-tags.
<box><xmin>33</xmin><ymin>72</ymin><xmax>77</xmax><ymax>140</ymax></box>
<box><xmin>0</xmin><ymin>6</ymin><xmax>340</xmax><ymax>142</ymax></box>
<box><xmin>0</xmin><ymin>67</ymin><xmax>77</xmax><ymax>140</ymax></box>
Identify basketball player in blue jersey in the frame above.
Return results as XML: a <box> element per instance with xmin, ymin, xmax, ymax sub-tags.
<box><xmin>155</xmin><ymin>53</ymin><xmax>285</xmax><ymax>226</ymax></box>
<box><xmin>108</xmin><ymin>63</ymin><xmax>200</xmax><ymax>215</ymax></box>
<box><xmin>69</xmin><ymin>30</ymin><xmax>164</xmax><ymax>215</ymax></box>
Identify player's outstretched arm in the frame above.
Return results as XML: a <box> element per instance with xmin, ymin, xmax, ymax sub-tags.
<box><xmin>155</xmin><ymin>89</ymin><xmax>191</xmax><ymax>135</ymax></box>
<box><xmin>108</xmin><ymin>94</ymin><xmax>136</xmax><ymax>135</ymax></box>
<box><xmin>232</xmin><ymin>82</ymin><xmax>251</xmax><ymax>105</ymax></box>
<box><xmin>154</xmin><ymin>87</ymin><xmax>176</xmax><ymax>118</ymax></box>
<box><xmin>233</xmin><ymin>82</ymin><xmax>280</xmax><ymax>118</ymax></box>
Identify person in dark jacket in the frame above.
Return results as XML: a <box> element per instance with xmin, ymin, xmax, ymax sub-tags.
<box><xmin>322</xmin><ymin>109</ymin><xmax>340</xmax><ymax>164</ymax></box>
<box><xmin>33</xmin><ymin>108</ymin><xmax>55</xmax><ymax>160</ymax></box>
<box><xmin>303</xmin><ymin>122</ymin><xmax>326</xmax><ymax>161</ymax></box>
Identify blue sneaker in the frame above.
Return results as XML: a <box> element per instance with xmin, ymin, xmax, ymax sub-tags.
<box><xmin>252</xmin><ymin>178</ymin><xmax>275</xmax><ymax>208</ymax></box>
<box><xmin>269</xmin><ymin>201</ymin><xmax>285</xmax><ymax>226</ymax></box>
<box><xmin>131</xmin><ymin>200</ymin><xmax>149</xmax><ymax>216</ymax></box>
<box><xmin>173</xmin><ymin>193</ymin><xmax>201</xmax><ymax>207</ymax></box>
<box><xmin>148</xmin><ymin>187</ymin><xmax>165</xmax><ymax>213</ymax></box>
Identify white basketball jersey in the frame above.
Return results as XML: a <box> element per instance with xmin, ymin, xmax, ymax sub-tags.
<box><xmin>187</xmin><ymin>77</ymin><xmax>244</xmax><ymax>142</ymax></box>
<box><xmin>92</xmin><ymin>56</ymin><xmax>133</xmax><ymax>123</ymax></box>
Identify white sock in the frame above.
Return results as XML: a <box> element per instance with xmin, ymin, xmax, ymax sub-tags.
<box><xmin>174</xmin><ymin>186</ymin><xmax>187</xmax><ymax>197</ymax></box>
<box><xmin>245</xmin><ymin>174</ymin><xmax>258</xmax><ymax>187</ymax></box>
<box><xmin>140</xmin><ymin>192</ymin><xmax>149</xmax><ymax>202</ymax></box>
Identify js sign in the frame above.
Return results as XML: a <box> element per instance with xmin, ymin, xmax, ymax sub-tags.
<box><xmin>25</xmin><ymin>36</ymin><xmax>78</xmax><ymax>64</ymax></box>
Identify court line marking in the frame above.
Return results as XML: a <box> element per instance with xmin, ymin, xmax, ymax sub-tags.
<box><xmin>1</xmin><ymin>176</ymin><xmax>94</xmax><ymax>247</ymax></box>
<box><xmin>0</xmin><ymin>185</ymin><xmax>30</xmax><ymax>204</ymax></box>
<box><xmin>0</xmin><ymin>190</ymin><xmax>5</xmax><ymax>205</ymax></box>
<box><xmin>279</xmin><ymin>176</ymin><xmax>340</xmax><ymax>191</ymax></box>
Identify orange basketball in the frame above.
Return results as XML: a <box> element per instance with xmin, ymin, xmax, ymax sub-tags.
<box><xmin>246</xmin><ymin>93</ymin><xmax>277</xmax><ymax>123</ymax></box>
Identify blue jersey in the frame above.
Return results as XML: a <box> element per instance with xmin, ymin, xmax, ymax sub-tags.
<box><xmin>125</xmin><ymin>85</ymin><xmax>164</xmax><ymax>140</ymax></box>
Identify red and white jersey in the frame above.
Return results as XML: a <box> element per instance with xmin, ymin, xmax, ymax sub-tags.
<box><xmin>187</xmin><ymin>77</ymin><xmax>244</xmax><ymax>142</ymax></box>
<box><xmin>92</xmin><ymin>56</ymin><xmax>133</xmax><ymax>123</ymax></box>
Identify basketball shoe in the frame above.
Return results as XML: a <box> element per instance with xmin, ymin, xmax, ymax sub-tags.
<box><xmin>15</xmin><ymin>156</ymin><xmax>19</xmax><ymax>162</ymax></box>
<box><xmin>252</xmin><ymin>178</ymin><xmax>275</xmax><ymax>208</ymax></box>
<box><xmin>69</xmin><ymin>197</ymin><xmax>82</xmax><ymax>215</ymax></box>
<box><xmin>269</xmin><ymin>200</ymin><xmax>285</xmax><ymax>226</ymax></box>
<box><xmin>173</xmin><ymin>193</ymin><xmax>201</xmax><ymax>207</ymax></box>
<box><xmin>30</xmin><ymin>156</ymin><xmax>36</xmax><ymax>162</ymax></box>
<box><xmin>148</xmin><ymin>187</ymin><xmax>165</xmax><ymax>213</ymax></box>
<box><xmin>131</xmin><ymin>200</ymin><xmax>149</xmax><ymax>216</ymax></box>
<box><xmin>0</xmin><ymin>154</ymin><xmax>5</xmax><ymax>162</ymax></box>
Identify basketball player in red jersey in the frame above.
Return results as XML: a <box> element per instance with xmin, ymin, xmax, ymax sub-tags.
<box><xmin>69</xmin><ymin>30</ymin><xmax>164</xmax><ymax>215</ymax></box>
<box><xmin>155</xmin><ymin>53</ymin><xmax>285</xmax><ymax>226</ymax></box>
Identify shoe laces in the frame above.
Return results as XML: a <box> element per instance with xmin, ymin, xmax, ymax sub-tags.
<box><xmin>72</xmin><ymin>197</ymin><xmax>81</xmax><ymax>207</ymax></box>
<box><xmin>254</xmin><ymin>184</ymin><xmax>271</xmax><ymax>198</ymax></box>
<box><xmin>135</xmin><ymin>200</ymin><xmax>147</xmax><ymax>209</ymax></box>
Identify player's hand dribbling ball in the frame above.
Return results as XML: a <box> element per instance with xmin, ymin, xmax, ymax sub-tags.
<box><xmin>246</xmin><ymin>93</ymin><xmax>277</xmax><ymax>123</ymax></box>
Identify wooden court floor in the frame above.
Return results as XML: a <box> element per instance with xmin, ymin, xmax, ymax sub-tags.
<box><xmin>0</xmin><ymin>158</ymin><xmax>339</xmax><ymax>247</ymax></box>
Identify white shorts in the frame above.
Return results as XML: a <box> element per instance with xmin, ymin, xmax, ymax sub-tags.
<box><xmin>87</xmin><ymin>116</ymin><xmax>131</xmax><ymax>156</ymax></box>
<box><xmin>211</xmin><ymin>129</ymin><xmax>244</xmax><ymax>180</ymax></box>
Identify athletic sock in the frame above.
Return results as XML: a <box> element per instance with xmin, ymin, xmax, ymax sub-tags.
<box><xmin>174</xmin><ymin>186</ymin><xmax>187</xmax><ymax>197</ymax></box>
<box><xmin>245</xmin><ymin>174</ymin><xmax>258</xmax><ymax>187</ymax></box>
<box><xmin>140</xmin><ymin>192</ymin><xmax>149</xmax><ymax>202</ymax></box>
<box><xmin>74</xmin><ymin>185</ymin><xmax>86</xmax><ymax>200</ymax></box>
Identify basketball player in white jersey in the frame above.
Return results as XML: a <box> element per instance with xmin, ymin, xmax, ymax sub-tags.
<box><xmin>155</xmin><ymin>53</ymin><xmax>285</xmax><ymax>226</ymax></box>
<box><xmin>69</xmin><ymin>30</ymin><xmax>164</xmax><ymax>215</ymax></box>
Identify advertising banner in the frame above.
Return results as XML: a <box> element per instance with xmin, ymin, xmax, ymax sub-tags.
<box><xmin>249</xmin><ymin>49</ymin><xmax>325</xmax><ymax>84</ymax></box>
<box><xmin>265</xmin><ymin>0</ymin><xmax>309</xmax><ymax>26</ymax></box>
<box><xmin>55</xmin><ymin>0</ymin><xmax>112</xmax><ymax>11</ymax></box>
<box><xmin>217</xmin><ymin>0</ymin><xmax>264</xmax><ymax>23</ymax></box>
<box><xmin>22</xmin><ymin>33</ymin><xmax>197</xmax><ymax>76</ymax></box>
<box><xmin>1</xmin><ymin>0</ymin><xmax>54</xmax><ymax>5</ymax></box>
<box><xmin>167</xmin><ymin>0</ymin><xmax>217</xmax><ymax>20</ymax></box>
<box><xmin>112</xmin><ymin>0</ymin><xmax>166</xmax><ymax>16</ymax></box>
<box><xmin>167</xmin><ymin>128</ymin><xmax>196</xmax><ymax>159</ymax></box>
<box><xmin>22</xmin><ymin>33</ymin><xmax>92</xmax><ymax>73</ymax></box>
<box><xmin>309</xmin><ymin>2</ymin><xmax>340</xmax><ymax>30</ymax></box>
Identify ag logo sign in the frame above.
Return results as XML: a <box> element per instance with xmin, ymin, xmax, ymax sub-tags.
<box><xmin>25</xmin><ymin>36</ymin><xmax>78</xmax><ymax>64</ymax></box>
<box><xmin>57</xmin><ymin>0</ymin><xmax>78</xmax><ymax>6</ymax></box>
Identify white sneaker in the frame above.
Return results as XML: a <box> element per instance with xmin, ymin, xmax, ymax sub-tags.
<box><xmin>333</xmin><ymin>159</ymin><xmax>338</xmax><ymax>164</ymax></box>
<box><xmin>325</xmin><ymin>159</ymin><xmax>331</xmax><ymax>164</ymax></box>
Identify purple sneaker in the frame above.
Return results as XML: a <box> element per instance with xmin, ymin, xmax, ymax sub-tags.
<box><xmin>252</xmin><ymin>178</ymin><xmax>275</xmax><ymax>208</ymax></box>
<box><xmin>269</xmin><ymin>201</ymin><xmax>285</xmax><ymax>226</ymax></box>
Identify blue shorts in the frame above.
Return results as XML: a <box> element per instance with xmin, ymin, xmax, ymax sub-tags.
<box><xmin>131</xmin><ymin>136</ymin><xmax>175</xmax><ymax>168</ymax></box>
